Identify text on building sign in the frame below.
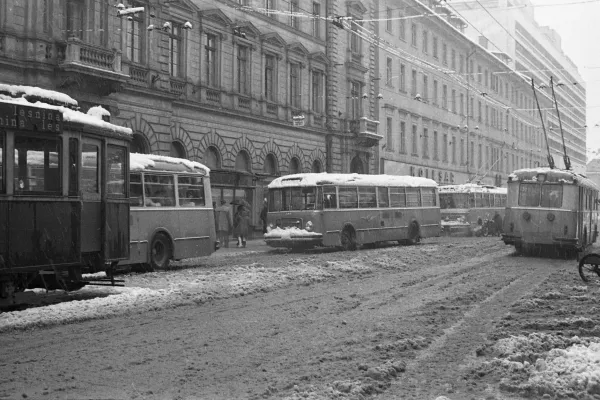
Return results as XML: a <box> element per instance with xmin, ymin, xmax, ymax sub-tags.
<box><xmin>0</xmin><ymin>103</ymin><xmax>63</xmax><ymax>133</ymax></box>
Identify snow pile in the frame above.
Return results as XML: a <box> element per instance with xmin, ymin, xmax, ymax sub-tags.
<box><xmin>0</xmin><ymin>83</ymin><xmax>78</xmax><ymax>107</ymax></box>
<box><xmin>264</xmin><ymin>226</ymin><xmax>321</xmax><ymax>239</ymax></box>
<box><xmin>268</xmin><ymin>172</ymin><xmax>438</xmax><ymax>189</ymax></box>
<box><xmin>475</xmin><ymin>333</ymin><xmax>600</xmax><ymax>398</ymax></box>
<box><xmin>86</xmin><ymin>105</ymin><xmax>110</xmax><ymax>119</ymax></box>
<box><xmin>130</xmin><ymin>153</ymin><xmax>210</xmax><ymax>174</ymax></box>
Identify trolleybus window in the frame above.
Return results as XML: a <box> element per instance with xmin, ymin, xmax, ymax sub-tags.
<box><xmin>107</xmin><ymin>146</ymin><xmax>126</xmax><ymax>197</ymax></box>
<box><xmin>358</xmin><ymin>186</ymin><xmax>377</xmax><ymax>208</ymax></box>
<box><xmin>390</xmin><ymin>187</ymin><xmax>406</xmax><ymax>207</ymax></box>
<box><xmin>339</xmin><ymin>186</ymin><xmax>358</xmax><ymax>209</ymax></box>
<box><xmin>518</xmin><ymin>183</ymin><xmax>562</xmax><ymax>208</ymax></box>
<box><xmin>178</xmin><ymin>175</ymin><xmax>205</xmax><ymax>207</ymax></box>
<box><xmin>422</xmin><ymin>188</ymin><xmax>437</xmax><ymax>206</ymax></box>
<box><xmin>144</xmin><ymin>174</ymin><xmax>175</xmax><ymax>207</ymax></box>
<box><xmin>541</xmin><ymin>185</ymin><xmax>562</xmax><ymax>208</ymax></box>
<box><xmin>406</xmin><ymin>187</ymin><xmax>421</xmax><ymax>207</ymax></box>
<box><xmin>518</xmin><ymin>183</ymin><xmax>540</xmax><ymax>207</ymax></box>
<box><xmin>130</xmin><ymin>173</ymin><xmax>143</xmax><ymax>206</ymax></box>
<box><xmin>378</xmin><ymin>187</ymin><xmax>389</xmax><ymax>207</ymax></box>
<box><xmin>13</xmin><ymin>136</ymin><xmax>60</xmax><ymax>193</ymax></box>
<box><xmin>269</xmin><ymin>188</ymin><xmax>282</xmax><ymax>211</ymax></box>
<box><xmin>323</xmin><ymin>186</ymin><xmax>337</xmax><ymax>209</ymax></box>
<box><xmin>81</xmin><ymin>143</ymin><xmax>99</xmax><ymax>193</ymax></box>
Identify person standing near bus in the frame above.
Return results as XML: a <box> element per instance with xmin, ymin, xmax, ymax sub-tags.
<box><xmin>215</xmin><ymin>200</ymin><xmax>233</xmax><ymax>248</ymax></box>
<box><xmin>259</xmin><ymin>198</ymin><xmax>268</xmax><ymax>234</ymax></box>
<box><xmin>233</xmin><ymin>203</ymin><xmax>251</xmax><ymax>248</ymax></box>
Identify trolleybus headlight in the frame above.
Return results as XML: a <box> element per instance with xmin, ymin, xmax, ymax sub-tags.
<box><xmin>547</xmin><ymin>213</ymin><xmax>555</xmax><ymax>222</ymax></box>
<box><xmin>522</xmin><ymin>211</ymin><xmax>531</xmax><ymax>222</ymax></box>
<box><xmin>305</xmin><ymin>221</ymin><xmax>313</xmax><ymax>232</ymax></box>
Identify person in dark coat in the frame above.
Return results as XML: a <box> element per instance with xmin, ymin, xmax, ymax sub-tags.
<box><xmin>233</xmin><ymin>203</ymin><xmax>251</xmax><ymax>247</ymax></box>
<box><xmin>215</xmin><ymin>200</ymin><xmax>233</xmax><ymax>247</ymax></box>
<box><xmin>493</xmin><ymin>213</ymin><xmax>503</xmax><ymax>236</ymax></box>
<box><xmin>259</xmin><ymin>198</ymin><xmax>268</xmax><ymax>234</ymax></box>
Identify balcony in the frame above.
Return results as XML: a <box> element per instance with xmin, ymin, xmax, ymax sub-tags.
<box><xmin>57</xmin><ymin>38</ymin><xmax>128</xmax><ymax>96</ymax></box>
<box><xmin>347</xmin><ymin>117</ymin><xmax>382</xmax><ymax>147</ymax></box>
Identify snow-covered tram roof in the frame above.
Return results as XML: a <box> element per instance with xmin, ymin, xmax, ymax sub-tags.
<box><xmin>268</xmin><ymin>173</ymin><xmax>437</xmax><ymax>189</ymax></box>
<box><xmin>130</xmin><ymin>153</ymin><xmax>210</xmax><ymax>175</ymax></box>
<box><xmin>0</xmin><ymin>83</ymin><xmax>132</xmax><ymax>137</ymax></box>
<box><xmin>438</xmin><ymin>183</ymin><xmax>507</xmax><ymax>195</ymax></box>
<box><xmin>508</xmin><ymin>167</ymin><xmax>599</xmax><ymax>191</ymax></box>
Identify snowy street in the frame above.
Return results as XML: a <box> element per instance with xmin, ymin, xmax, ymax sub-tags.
<box><xmin>1</xmin><ymin>236</ymin><xmax>599</xmax><ymax>400</ymax></box>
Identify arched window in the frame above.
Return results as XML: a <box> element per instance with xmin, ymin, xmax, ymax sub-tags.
<box><xmin>204</xmin><ymin>146</ymin><xmax>221</xmax><ymax>170</ymax></box>
<box><xmin>235</xmin><ymin>150</ymin><xmax>251</xmax><ymax>172</ymax></box>
<box><xmin>131</xmin><ymin>133</ymin><xmax>149</xmax><ymax>154</ymax></box>
<box><xmin>350</xmin><ymin>156</ymin><xmax>364</xmax><ymax>174</ymax></box>
<box><xmin>311</xmin><ymin>160</ymin><xmax>322</xmax><ymax>173</ymax></box>
<box><xmin>170</xmin><ymin>141</ymin><xmax>186</xmax><ymax>159</ymax></box>
<box><xmin>263</xmin><ymin>153</ymin><xmax>278</xmax><ymax>175</ymax></box>
<box><xmin>289</xmin><ymin>157</ymin><xmax>301</xmax><ymax>174</ymax></box>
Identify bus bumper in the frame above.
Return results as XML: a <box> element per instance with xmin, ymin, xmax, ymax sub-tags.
<box><xmin>264</xmin><ymin>234</ymin><xmax>323</xmax><ymax>249</ymax></box>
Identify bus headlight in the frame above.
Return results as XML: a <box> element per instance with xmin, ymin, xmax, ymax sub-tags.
<box><xmin>305</xmin><ymin>221</ymin><xmax>313</xmax><ymax>232</ymax></box>
<box><xmin>522</xmin><ymin>211</ymin><xmax>531</xmax><ymax>222</ymax></box>
<box><xmin>547</xmin><ymin>213</ymin><xmax>555</xmax><ymax>222</ymax></box>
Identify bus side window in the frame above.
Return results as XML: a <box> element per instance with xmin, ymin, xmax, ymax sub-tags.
<box><xmin>390</xmin><ymin>187</ymin><xmax>406</xmax><ymax>207</ymax></box>
<box><xmin>130</xmin><ymin>173</ymin><xmax>143</xmax><ymax>206</ymax></box>
<box><xmin>421</xmin><ymin>188</ymin><xmax>436</xmax><ymax>206</ymax></box>
<box><xmin>339</xmin><ymin>187</ymin><xmax>358</xmax><ymax>209</ymax></box>
<box><xmin>316</xmin><ymin>187</ymin><xmax>323</xmax><ymax>210</ymax></box>
<box><xmin>323</xmin><ymin>186</ymin><xmax>337</xmax><ymax>209</ymax></box>
<box><xmin>178</xmin><ymin>176</ymin><xmax>205</xmax><ymax>207</ymax></box>
<box><xmin>377</xmin><ymin>187</ymin><xmax>389</xmax><ymax>208</ymax></box>
<box><xmin>468</xmin><ymin>194</ymin><xmax>475</xmax><ymax>208</ymax></box>
<box><xmin>406</xmin><ymin>187</ymin><xmax>420</xmax><ymax>207</ymax></box>
<box><xmin>358</xmin><ymin>187</ymin><xmax>377</xmax><ymax>208</ymax></box>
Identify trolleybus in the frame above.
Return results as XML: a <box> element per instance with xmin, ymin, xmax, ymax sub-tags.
<box><xmin>119</xmin><ymin>153</ymin><xmax>218</xmax><ymax>271</ymax></box>
<box><xmin>502</xmin><ymin>167</ymin><xmax>600</xmax><ymax>254</ymax></box>
<box><xmin>0</xmin><ymin>84</ymin><xmax>132</xmax><ymax>305</ymax></box>
<box><xmin>439</xmin><ymin>184</ymin><xmax>507</xmax><ymax>236</ymax></box>
<box><xmin>264</xmin><ymin>173</ymin><xmax>440</xmax><ymax>250</ymax></box>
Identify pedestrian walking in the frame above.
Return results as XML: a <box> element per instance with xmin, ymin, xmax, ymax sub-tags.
<box><xmin>233</xmin><ymin>202</ymin><xmax>251</xmax><ymax>248</ymax></box>
<box><xmin>215</xmin><ymin>200</ymin><xmax>233</xmax><ymax>248</ymax></box>
<box><xmin>259</xmin><ymin>198</ymin><xmax>268</xmax><ymax>234</ymax></box>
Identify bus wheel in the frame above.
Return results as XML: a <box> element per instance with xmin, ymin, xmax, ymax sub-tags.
<box><xmin>407</xmin><ymin>222</ymin><xmax>420</xmax><ymax>245</ymax></box>
<box><xmin>578</xmin><ymin>255</ymin><xmax>600</xmax><ymax>283</ymax></box>
<box><xmin>341</xmin><ymin>227</ymin><xmax>357</xmax><ymax>251</ymax></box>
<box><xmin>150</xmin><ymin>233</ymin><xmax>171</xmax><ymax>270</ymax></box>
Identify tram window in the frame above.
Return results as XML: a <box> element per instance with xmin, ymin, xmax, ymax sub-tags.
<box><xmin>358</xmin><ymin>187</ymin><xmax>377</xmax><ymax>208</ymax></box>
<box><xmin>300</xmin><ymin>187</ymin><xmax>317</xmax><ymax>210</ymax></box>
<box><xmin>339</xmin><ymin>186</ymin><xmax>358</xmax><ymax>209</ymax></box>
<box><xmin>178</xmin><ymin>175</ymin><xmax>205</xmax><ymax>207</ymax></box>
<box><xmin>13</xmin><ymin>136</ymin><xmax>61</xmax><ymax>194</ymax></box>
<box><xmin>518</xmin><ymin>183</ymin><xmax>541</xmax><ymax>207</ymax></box>
<box><xmin>406</xmin><ymin>187</ymin><xmax>421</xmax><ymax>207</ymax></box>
<box><xmin>421</xmin><ymin>188</ymin><xmax>436</xmax><ymax>206</ymax></box>
<box><xmin>268</xmin><ymin>189</ymin><xmax>282</xmax><ymax>212</ymax></box>
<box><xmin>541</xmin><ymin>184</ymin><xmax>562</xmax><ymax>208</ymax></box>
<box><xmin>377</xmin><ymin>187</ymin><xmax>390</xmax><ymax>208</ymax></box>
<box><xmin>107</xmin><ymin>146</ymin><xmax>126</xmax><ymax>197</ymax></box>
<box><xmin>390</xmin><ymin>187</ymin><xmax>406</xmax><ymax>207</ymax></box>
<box><xmin>474</xmin><ymin>193</ymin><xmax>483</xmax><ymax>207</ymax></box>
<box><xmin>81</xmin><ymin>144</ymin><xmax>99</xmax><ymax>193</ymax></box>
<box><xmin>130</xmin><ymin>173</ymin><xmax>143</xmax><ymax>206</ymax></box>
<box><xmin>323</xmin><ymin>186</ymin><xmax>337</xmax><ymax>209</ymax></box>
<box><xmin>468</xmin><ymin>194</ymin><xmax>475</xmax><ymax>209</ymax></box>
<box><xmin>68</xmin><ymin>138</ymin><xmax>78</xmax><ymax>196</ymax></box>
<box><xmin>439</xmin><ymin>194</ymin><xmax>451</xmax><ymax>209</ymax></box>
<box><xmin>144</xmin><ymin>174</ymin><xmax>175</xmax><ymax>206</ymax></box>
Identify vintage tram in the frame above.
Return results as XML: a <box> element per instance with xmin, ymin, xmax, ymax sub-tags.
<box><xmin>502</xmin><ymin>167</ymin><xmax>599</xmax><ymax>254</ymax></box>
<box><xmin>0</xmin><ymin>84</ymin><xmax>131</xmax><ymax>305</ymax></box>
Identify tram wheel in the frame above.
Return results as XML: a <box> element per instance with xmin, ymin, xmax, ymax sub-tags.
<box><xmin>578</xmin><ymin>255</ymin><xmax>600</xmax><ymax>283</ymax></box>
<box><xmin>150</xmin><ymin>233</ymin><xmax>171</xmax><ymax>270</ymax></box>
<box><xmin>341</xmin><ymin>227</ymin><xmax>357</xmax><ymax>251</ymax></box>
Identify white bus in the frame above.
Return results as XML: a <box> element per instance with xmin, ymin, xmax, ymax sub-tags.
<box><xmin>264</xmin><ymin>173</ymin><xmax>440</xmax><ymax>250</ymax></box>
<box><xmin>118</xmin><ymin>153</ymin><xmax>218</xmax><ymax>270</ymax></box>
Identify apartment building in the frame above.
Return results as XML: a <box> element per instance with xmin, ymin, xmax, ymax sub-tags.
<box><xmin>452</xmin><ymin>0</ymin><xmax>586</xmax><ymax>173</ymax></box>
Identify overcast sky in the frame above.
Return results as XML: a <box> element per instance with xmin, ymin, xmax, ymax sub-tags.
<box><xmin>529</xmin><ymin>0</ymin><xmax>600</xmax><ymax>157</ymax></box>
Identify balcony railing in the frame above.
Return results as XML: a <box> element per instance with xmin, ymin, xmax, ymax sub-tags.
<box><xmin>129</xmin><ymin>65</ymin><xmax>149</xmax><ymax>84</ymax></box>
<box><xmin>266</xmin><ymin>102</ymin><xmax>278</xmax><ymax>115</ymax></box>
<box><xmin>62</xmin><ymin>38</ymin><xmax>121</xmax><ymax>73</ymax></box>
<box><xmin>169</xmin><ymin>79</ymin><xmax>186</xmax><ymax>96</ymax></box>
<box><xmin>206</xmin><ymin>88</ymin><xmax>220</xmax><ymax>103</ymax></box>
<box><xmin>238</xmin><ymin>96</ymin><xmax>251</xmax><ymax>110</ymax></box>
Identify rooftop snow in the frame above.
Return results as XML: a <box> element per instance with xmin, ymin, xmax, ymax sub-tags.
<box><xmin>508</xmin><ymin>167</ymin><xmax>599</xmax><ymax>191</ymax></box>
<box><xmin>0</xmin><ymin>83</ymin><xmax>78</xmax><ymax>107</ymax></box>
<box><xmin>439</xmin><ymin>183</ymin><xmax>507</xmax><ymax>195</ymax></box>
<box><xmin>268</xmin><ymin>173</ymin><xmax>438</xmax><ymax>189</ymax></box>
<box><xmin>130</xmin><ymin>153</ymin><xmax>210</xmax><ymax>175</ymax></box>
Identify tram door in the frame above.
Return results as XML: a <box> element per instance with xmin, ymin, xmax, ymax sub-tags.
<box><xmin>80</xmin><ymin>139</ymin><xmax>102</xmax><ymax>255</ymax></box>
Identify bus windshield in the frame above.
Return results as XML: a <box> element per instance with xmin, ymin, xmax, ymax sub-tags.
<box><xmin>518</xmin><ymin>183</ymin><xmax>563</xmax><ymax>208</ymax></box>
<box><xmin>269</xmin><ymin>187</ymin><xmax>317</xmax><ymax>211</ymax></box>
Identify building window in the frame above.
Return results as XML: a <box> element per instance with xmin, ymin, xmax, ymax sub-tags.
<box><xmin>350</xmin><ymin>81</ymin><xmax>361</xmax><ymax>119</ymax></box>
<box><xmin>312</xmin><ymin>2</ymin><xmax>321</xmax><ymax>38</ymax></box>
<box><xmin>422</xmin><ymin>75</ymin><xmax>428</xmax><ymax>102</ymax></box>
<box><xmin>205</xmin><ymin>146</ymin><xmax>221</xmax><ymax>169</ymax></box>
<box><xmin>290</xmin><ymin>0</ymin><xmax>299</xmax><ymax>28</ymax></box>
<box><xmin>433</xmin><ymin>80</ymin><xmax>438</xmax><ymax>106</ymax></box>
<box><xmin>387</xmin><ymin>117</ymin><xmax>393</xmax><ymax>150</ymax></box>
<box><xmin>399</xmin><ymin>64</ymin><xmax>406</xmax><ymax>92</ymax></box>
<box><xmin>168</xmin><ymin>23</ymin><xmax>182</xmax><ymax>77</ymax></box>
<box><xmin>265</xmin><ymin>0</ymin><xmax>275</xmax><ymax>18</ymax></box>
<box><xmin>459</xmin><ymin>54</ymin><xmax>464</xmax><ymax>74</ymax></box>
<box><xmin>442</xmin><ymin>43</ymin><xmax>447</xmax><ymax>65</ymax></box>
<box><xmin>205</xmin><ymin>34</ymin><xmax>218</xmax><ymax>87</ymax></box>
<box><xmin>411</xmin><ymin>23</ymin><xmax>417</xmax><ymax>47</ymax></box>
<box><xmin>460</xmin><ymin>138</ymin><xmax>464</xmax><ymax>165</ymax></box>
<box><xmin>311</xmin><ymin>160</ymin><xmax>322</xmax><ymax>173</ymax></box>
<box><xmin>350</xmin><ymin>23</ymin><xmax>362</xmax><ymax>54</ymax></box>
<box><xmin>311</xmin><ymin>70</ymin><xmax>324</xmax><ymax>113</ymax></box>
<box><xmin>238</xmin><ymin>46</ymin><xmax>249</xmax><ymax>95</ymax></box>
<box><xmin>66</xmin><ymin>0</ymin><xmax>83</xmax><ymax>39</ymax></box>
<box><xmin>290</xmin><ymin>63</ymin><xmax>300</xmax><ymax>108</ymax></box>
<box><xmin>126</xmin><ymin>3</ymin><xmax>143</xmax><ymax>63</ymax></box>
<box><xmin>170</xmin><ymin>141</ymin><xmax>186</xmax><ymax>159</ymax></box>
<box><xmin>443</xmin><ymin>133</ymin><xmax>448</xmax><ymax>162</ymax></box>
<box><xmin>400</xmin><ymin>121</ymin><xmax>406</xmax><ymax>154</ymax></box>
<box><xmin>265</xmin><ymin>54</ymin><xmax>275</xmax><ymax>101</ymax></box>
<box><xmin>422</xmin><ymin>30</ymin><xmax>428</xmax><ymax>53</ymax></box>
<box><xmin>433</xmin><ymin>130</ymin><xmax>438</xmax><ymax>160</ymax></box>
<box><xmin>451</xmin><ymin>89</ymin><xmax>456</xmax><ymax>113</ymax></box>
<box><xmin>289</xmin><ymin>157</ymin><xmax>301</xmax><ymax>174</ymax></box>
<box><xmin>451</xmin><ymin>49</ymin><xmax>456</xmax><ymax>70</ymax></box>
<box><xmin>478</xmin><ymin>144</ymin><xmax>483</xmax><ymax>168</ymax></box>
<box><xmin>477</xmin><ymin>65</ymin><xmax>482</xmax><ymax>83</ymax></box>
<box><xmin>470</xmin><ymin>141</ymin><xmax>475</xmax><ymax>167</ymax></box>
<box><xmin>412</xmin><ymin>124</ymin><xmax>418</xmax><ymax>155</ymax></box>
<box><xmin>460</xmin><ymin>93</ymin><xmax>465</xmax><ymax>115</ymax></box>
<box><xmin>42</xmin><ymin>0</ymin><xmax>49</xmax><ymax>33</ymax></box>
<box><xmin>411</xmin><ymin>69</ymin><xmax>417</xmax><ymax>97</ymax></box>
<box><xmin>452</xmin><ymin>136</ymin><xmax>456</xmax><ymax>164</ymax></box>
<box><xmin>433</xmin><ymin>36</ymin><xmax>438</xmax><ymax>59</ymax></box>
<box><xmin>386</xmin><ymin>58</ymin><xmax>393</xmax><ymax>86</ymax></box>
<box><xmin>422</xmin><ymin>128</ymin><xmax>429</xmax><ymax>159</ymax></box>
<box><xmin>386</xmin><ymin>8</ymin><xmax>392</xmax><ymax>32</ymax></box>
<box><xmin>399</xmin><ymin>12</ymin><xmax>406</xmax><ymax>40</ymax></box>
<box><xmin>442</xmin><ymin>84</ymin><xmax>448</xmax><ymax>109</ymax></box>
